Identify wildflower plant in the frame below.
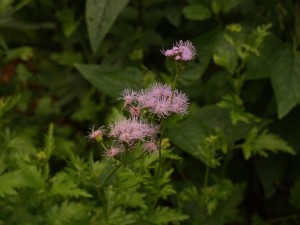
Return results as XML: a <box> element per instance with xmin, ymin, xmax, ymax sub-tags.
<box><xmin>88</xmin><ymin>40</ymin><xmax>195</xmax><ymax>186</ymax></box>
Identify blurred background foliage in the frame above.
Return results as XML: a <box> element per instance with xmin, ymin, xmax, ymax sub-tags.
<box><xmin>1</xmin><ymin>0</ymin><xmax>300</xmax><ymax>224</ymax></box>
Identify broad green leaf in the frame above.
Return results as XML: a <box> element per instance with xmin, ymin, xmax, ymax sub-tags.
<box><xmin>179</xmin><ymin>62</ymin><xmax>206</xmax><ymax>85</ymax></box>
<box><xmin>75</xmin><ymin>63</ymin><xmax>143</xmax><ymax>98</ymax></box>
<box><xmin>270</xmin><ymin>44</ymin><xmax>300</xmax><ymax>118</ymax></box>
<box><xmin>213</xmin><ymin>39</ymin><xmax>238</xmax><ymax>74</ymax></box>
<box><xmin>245</xmin><ymin>36</ymin><xmax>281</xmax><ymax>80</ymax></box>
<box><xmin>192</xmin><ymin>105</ymin><xmax>253</xmax><ymax>142</ymax></box>
<box><xmin>165</xmin><ymin>115</ymin><xmax>210</xmax><ymax>163</ymax></box>
<box><xmin>183</xmin><ymin>3</ymin><xmax>212</xmax><ymax>21</ymax></box>
<box><xmin>85</xmin><ymin>0</ymin><xmax>129</xmax><ymax>54</ymax></box>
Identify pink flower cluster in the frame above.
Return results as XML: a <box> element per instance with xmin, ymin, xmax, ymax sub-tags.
<box><xmin>120</xmin><ymin>83</ymin><xmax>189</xmax><ymax>117</ymax></box>
<box><xmin>109</xmin><ymin>117</ymin><xmax>157</xmax><ymax>145</ymax></box>
<box><xmin>161</xmin><ymin>40</ymin><xmax>196</xmax><ymax>61</ymax></box>
<box><xmin>88</xmin><ymin>83</ymin><xmax>189</xmax><ymax>159</ymax></box>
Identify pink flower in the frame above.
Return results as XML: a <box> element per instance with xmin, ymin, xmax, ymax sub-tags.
<box><xmin>150</xmin><ymin>97</ymin><xmax>171</xmax><ymax>117</ymax></box>
<box><xmin>143</xmin><ymin>141</ymin><xmax>158</xmax><ymax>152</ymax></box>
<box><xmin>105</xmin><ymin>144</ymin><xmax>123</xmax><ymax>158</ymax></box>
<box><xmin>170</xmin><ymin>91</ymin><xmax>189</xmax><ymax>116</ymax></box>
<box><xmin>129</xmin><ymin>106</ymin><xmax>141</xmax><ymax>117</ymax></box>
<box><xmin>161</xmin><ymin>40</ymin><xmax>196</xmax><ymax>61</ymax></box>
<box><xmin>87</xmin><ymin>126</ymin><xmax>105</xmax><ymax>141</ymax></box>
<box><xmin>135</xmin><ymin>83</ymin><xmax>189</xmax><ymax>117</ymax></box>
<box><xmin>109</xmin><ymin>117</ymin><xmax>158</xmax><ymax>144</ymax></box>
<box><xmin>119</xmin><ymin>89</ymin><xmax>136</xmax><ymax>106</ymax></box>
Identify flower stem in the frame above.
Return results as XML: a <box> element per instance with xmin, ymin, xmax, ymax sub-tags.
<box><xmin>171</xmin><ymin>64</ymin><xmax>180</xmax><ymax>103</ymax></box>
<box><xmin>101</xmin><ymin>165</ymin><xmax>121</xmax><ymax>187</ymax></box>
<box><xmin>204</xmin><ymin>164</ymin><xmax>210</xmax><ymax>188</ymax></box>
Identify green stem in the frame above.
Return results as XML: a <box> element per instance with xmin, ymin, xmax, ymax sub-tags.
<box><xmin>157</xmin><ymin>119</ymin><xmax>165</xmax><ymax>177</ymax></box>
<box><xmin>127</xmin><ymin>152</ymin><xmax>149</xmax><ymax>164</ymax></box>
<box><xmin>101</xmin><ymin>165</ymin><xmax>121</xmax><ymax>187</ymax></box>
<box><xmin>204</xmin><ymin>164</ymin><xmax>210</xmax><ymax>188</ymax></box>
<box><xmin>171</xmin><ymin>65</ymin><xmax>180</xmax><ymax>103</ymax></box>
<box><xmin>157</xmin><ymin>148</ymin><xmax>162</xmax><ymax>177</ymax></box>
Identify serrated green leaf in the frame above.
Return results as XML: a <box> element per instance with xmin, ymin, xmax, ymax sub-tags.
<box><xmin>86</xmin><ymin>0</ymin><xmax>129</xmax><ymax>54</ymax></box>
<box><xmin>17</xmin><ymin>162</ymin><xmax>44</xmax><ymax>189</ymax></box>
<box><xmin>270</xmin><ymin>44</ymin><xmax>300</xmax><ymax>118</ymax></box>
<box><xmin>75</xmin><ymin>64</ymin><xmax>143</xmax><ymax>98</ymax></box>
<box><xmin>50</xmin><ymin>172</ymin><xmax>92</xmax><ymax>198</ymax></box>
<box><xmin>0</xmin><ymin>170</ymin><xmax>30</xmax><ymax>197</ymax></box>
<box><xmin>44</xmin><ymin>123</ymin><xmax>55</xmax><ymax>159</ymax></box>
<box><xmin>149</xmin><ymin>206</ymin><xmax>188</xmax><ymax>224</ymax></box>
<box><xmin>47</xmin><ymin>201</ymin><xmax>91</xmax><ymax>225</ymax></box>
<box><xmin>183</xmin><ymin>3</ymin><xmax>212</xmax><ymax>21</ymax></box>
<box><xmin>242</xmin><ymin>127</ymin><xmax>295</xmax><ymax>160</ymax></box>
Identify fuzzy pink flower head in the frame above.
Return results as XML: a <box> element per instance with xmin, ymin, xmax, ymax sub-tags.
<box><xmin>87</xmin><ymin>126</ymin><xmax>105</xmax><ymax>141</ymax></box>
<box><xmin>150</xmin><ymin>97</ymin><xmax>171</xmax><ymax>117</ymax></box>
<box><xmin>170</xmin><ymin>91</ymin><xmax>189</xmax><ymax>116</ymax></box>
<box><xmin>143</xmin><ymin>141</ymin><xmax>158</xmax><ymax>152</ymax></box>
<box><xmin>161</xmin><ymin>40</ymin><xmax>196</xmax><ymax>61</ymax></box>
<box><xmin>129</xmin><ymin>106</ymin><xmax>141</xmax><ymax>117</ymax></box>
<box><xmin>119</xmin><ymin>89</ymin><xmax>136</xmax><ymax>106</ymax></box>
<box><xmin>109</xmin><ymin>117</ymin><xmax>158</xmax><ymax>144</ymax></box>
<box><xmin>105</xmin><ymin>145</ymin><xmax>123</xmax><ymax>158</ymax></box>
<box><xmin>147</xmin><ymin>83</ymin><xmax>172</xmax><ymax>98</ymax></box>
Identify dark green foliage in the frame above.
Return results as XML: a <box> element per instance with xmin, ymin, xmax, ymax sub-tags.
<box><xmin>1</xmin><ymin>0</ymin><xmax>300</xmax><ymax>224</ymax></box>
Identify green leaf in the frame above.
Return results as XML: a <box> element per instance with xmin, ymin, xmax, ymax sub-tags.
<box><xmin>149</xmin><ymin>206</ymin><xmax>188</xmax><ymax>224</ymax></box>
<box><xmin>242</xmin><ymin>127</ymin><xmax>295</xmax><ymax>160</ymax></box>
<box><xmin>50</xmin><ymin>172</ymin><xmax>92</xmax><ymax>198</ymax></box>
<box><xmin>5</xmin><ymin>46</ymin><xmax>34</xmax><ymax>62</ymax></box>
<box><xmin>165</xmin><ymin>115</ymin><xmax>210</xmax><ymax>163</ymax></box>
<box><xmin>245</xmin><ymin>35</ymin><xmax>281</xmax><ymax>80</ymax></box>
<box><xmin>0</xmin><ymin>95</ymin><xmax>19</xmax><ymax>119</ymax></box>
<box><xmin>183</xmin><ymin>3</ymin><xmax>212</xmax><ymax>21</ymax></box>
<box><xmin>47</xmin><ymin>201</ymin><xmax>90</xmax><ymax>225</ymax></box>
<box><xmin>44</xmin><ymin>123</ymin><xmax>55</xmax><ymax>160</ymax></box>
<box><xmin>212</xmin><ymin>0</ymin><xmax>242</xmax><ymax>14</ymax></box>
<box><xmin>75</xmin><ymin>64</ymin><xmax>143</xmax><ymax>98</ymax></box>
<box><xmin>55</xmin><ymin>8</ymin><xmax>79</xmax><ymax>37</ymax></box>
<box><xmin>270</xmin><ymin>44</ymin><xmax>300</xmax><ymax>118</ymax></box>
<box><xmin>85</xmin><ymin>0</ymin><xmax>130</xmax><ymax>54</ymax></box>
<box><xmin>17</xmin><ymin>162</ymin><xmax>44</xmax><ymax>189</ymax></box>
<box><xmin>0</xmin><ymin>170</ymin><xmax>29</xmax><ymax>197</ymax></box>
<box><xmin>213</xmin><ymin>39</ymin><xmax>238</xmax><ymax>74</ymax></box>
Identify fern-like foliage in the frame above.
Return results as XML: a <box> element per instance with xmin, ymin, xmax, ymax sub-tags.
<box><xmin>50</xmin><ymin>172</ymin><xmax>92</xmax><ymax>198</ymax></box>
<box><xmin>148</xmin><ymin>206</ymin><xmax>189</xmax><ymax>225</ymax></box>
<box><xmin>0</xmin><ymin>170</ymin><xmax>29</xmax><ymax>197</ymax></box>
<box><xmin>43</xmin><ymin>123</ymin><xmax>55</xmax><ymax>159</ymax></box>
<box><xmin>46</xmin><ymin>201</ymin><xmax>91</xmax><ymax>225</ymax></box>
<box><xmin>0</xmin><ymin>95</ymin><xmax>19</xmax><ymax>120</ymax></box>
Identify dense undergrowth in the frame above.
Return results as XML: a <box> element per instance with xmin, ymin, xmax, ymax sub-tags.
<box><xmin>1</xmin><ymin>0</ymin><xmax>300</xmax><ymax>224</ymax></box>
